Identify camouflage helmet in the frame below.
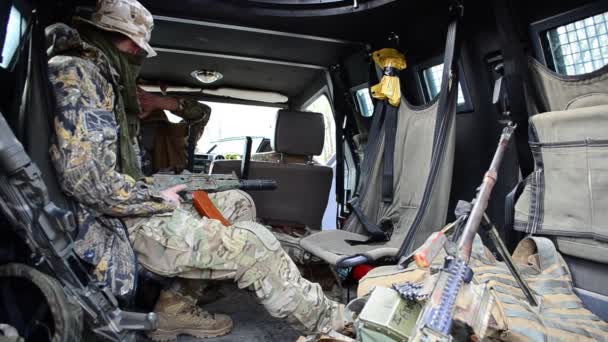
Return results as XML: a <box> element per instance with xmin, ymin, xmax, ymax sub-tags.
<box><xmin>79</xmin><ymin>0</ymin><xmax>156</xmax><ymax>57</ymax></box>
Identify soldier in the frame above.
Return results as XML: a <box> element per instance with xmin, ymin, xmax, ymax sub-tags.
<box><xmin>46</xmin><ymin>0</ymin><xmax>344</xmax><ymax>341</ymax></box>
<box><xmin>137</xmin><ymin>88</ymin><xmax>211</xmax><ymax>174</ymax></box>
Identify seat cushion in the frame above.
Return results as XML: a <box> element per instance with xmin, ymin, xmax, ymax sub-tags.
<box><xmin>528</xmin><ymin>58</ymin><xmax>608</xmax><ymax>112</ymax></box>
<box><xmin>555</xmin><ymin>237</ymin><xmax>608</xmax><ymax>264</ymax></box>
<box><xmin>300</xmin><ymin>230</ymin><xmax>399</xmax><ymax>265</ymax></box>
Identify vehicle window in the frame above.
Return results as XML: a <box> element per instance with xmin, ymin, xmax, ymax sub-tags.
<box><xmin>421</xmin><ymin>64</ymin><xmax>466</xmax><ymax>105</ymax></box>
<box><xmin>544</xmin><ymin>11</ymin><xmax>608</xmax><ymax>75</ymax></box>
<box><xmin>354</xmin><ymin>87</ymin><xmax>374</xmax><ymax>117</ymax></box>
<box><xmin>1</xmin><ymin>5</ymin><xmax>27</xmax><ymax>69</ymax></box>
<box><xmin>305</xmin><ymin>94</ymin><xmax>336</xmax><ymax>165</ymax></box>
<box><xmin>195</xmin><ymin>102</ymin><xmax>277</xmax><ymax>157</ymax></box>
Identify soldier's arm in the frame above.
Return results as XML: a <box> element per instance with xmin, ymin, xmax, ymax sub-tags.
<box><xmin>48</xmin><ymin>57</ymin><xmax>174</xmax><ymax>217</ymax></box>
<box><xmin>175</xmin><ymin>98</ymin><xmax>211</xmax><ymax>125</ymax></box>
<box><xmin>139</xmin><ymin>90</ymin><xmax>211</xmax><ymax>124</ymax></box>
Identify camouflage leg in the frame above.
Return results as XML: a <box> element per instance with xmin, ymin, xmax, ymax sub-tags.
<box><xmin>129</xmin><ymin>205</ymin><xmax>341</xmax><ymax>334</ymax></box>
<box><xmin>209</xmin><ymin>190</ymin><xmax>256</xmax><ymax>223</ymax></box>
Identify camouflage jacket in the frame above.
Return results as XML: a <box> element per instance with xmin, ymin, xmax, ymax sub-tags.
<box><xmin>46</xmin><ymin>23</ymin><xmax>174</xmax><ymax>300</ymax></box>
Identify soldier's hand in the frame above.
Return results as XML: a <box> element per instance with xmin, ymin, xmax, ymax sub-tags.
<box><xmin>138</xmin><ymin>88</ymin><xmax>179</xmax><ymax>119</ymax></box>
<box><xmin>160</xmin><ymin>184</ymin><xmax>187</xmax><ymax>206</ymax></box>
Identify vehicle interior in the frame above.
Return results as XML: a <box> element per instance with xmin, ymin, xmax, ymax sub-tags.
<box><xmin>0</xmin><ymin>0</ymin><xmax>607</xmax><ymax>341</ymax></box>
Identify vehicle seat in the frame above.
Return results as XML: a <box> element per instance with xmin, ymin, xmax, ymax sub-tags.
<box><xmin>509</xmin><ymin>58</ymin><xmax>608</xmax><ymax>318</ymax></box>
<box><xmin>299</xmin><ymin>99</ymin><xmax>456</xmax><ymax>265</ymax></box>
<box><xmin>210</xmin><ymin>109</ymin><xmax>332</xmax><ymax>229</ymax></box>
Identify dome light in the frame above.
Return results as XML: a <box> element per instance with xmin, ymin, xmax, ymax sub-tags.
<box><xmin>191</xmin><ymin>70</ymin><xmax>223</xmax><ymax>84</ymax></box>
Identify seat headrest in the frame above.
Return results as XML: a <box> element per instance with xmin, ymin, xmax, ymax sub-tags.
<box><xmin>528</xmin><ymin>57</ymin><xmax>608</xmax><ymax>112</ymax></box>
<box><xmin>272</xmin><ymin>109</ymin><xmax>325</xmax><ymax>156</ymax></box>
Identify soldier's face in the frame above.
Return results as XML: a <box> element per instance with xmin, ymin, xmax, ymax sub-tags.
<box><xmin>114</xmin><ymin>37</ymin><xmax>144</xmax><ymax>57</ymax></box>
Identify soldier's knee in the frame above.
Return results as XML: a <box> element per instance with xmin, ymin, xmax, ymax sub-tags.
<box><xmin>232</xmin><ymin>221</ymin><xmax>280</xmax><ymax>254</ymax></box>
<box><xmin>231</xmin><ymin>222</ymin><xmax>284</xmax><ymax>287</ymax></box>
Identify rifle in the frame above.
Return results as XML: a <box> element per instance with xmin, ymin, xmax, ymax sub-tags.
<box><xmin>411</xmin><ymin>122</ymin><xmax>516</xmax><ymax>341</ymax></box>
<box><xmin>153</xmin><ymin>172</ymin><xmax>277</xmax><ymax>193</ymax></box>
<box><xmin>0</xmin><ymin>113</ymin><xmax>156</xmax><ymax>341</ymax></box>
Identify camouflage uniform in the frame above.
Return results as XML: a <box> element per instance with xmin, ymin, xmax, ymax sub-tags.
<box><xmin>47</xmin><ymin>21</ymin><xmax>340</xmax><ymax>337</ymax></box>
<box><xmin>141</xmin><ymin>101</ymin><xmax>210</xmax><ymax>174</ymax></box>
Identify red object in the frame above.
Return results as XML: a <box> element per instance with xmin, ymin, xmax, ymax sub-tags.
<box><xmin>352</xmin><ymin>264</ymin><xmax>374</xmax><ymax>280</ymax></box>
<box><xmin>192</xmin><ymin>191</ymin><xmax>231</xmax><ymax>227</ymax></box>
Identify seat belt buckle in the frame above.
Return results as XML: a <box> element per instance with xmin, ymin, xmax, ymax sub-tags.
<box><xmin>192</xmin><ymin>191</ymin><xmax>231</xmax><ymax>227</ymax></box>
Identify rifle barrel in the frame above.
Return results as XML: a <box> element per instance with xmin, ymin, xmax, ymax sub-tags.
<box><xmin>456</xmin><ymin>122</ymin><xmax>516</xmax><ymax>262</ymax></box>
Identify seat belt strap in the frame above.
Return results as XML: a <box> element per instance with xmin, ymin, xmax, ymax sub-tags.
<box><xmin>348</xmin><ymin>203</ymin><xmax>390</xmax><ymax>243</ymax></box>
<box><xmin>397</xmin><ymin>2</ymin><xmax>463</xmax><ymax>257</ymax></box>
<box><xmin>382</xmin><ymin>104</ymin><xmax>398</xmax><ymax>203</ymax></box>
<box><xmin>504</xmin><ymin>178</ymin><xmax>526</xmax><ymax>231</ymax></box>
<box><xmin>345</xmin><ymin>99</ymin><xmax>393</xmax><ymax>242</ymax></box>
<box><xmin>493</xmin><ymin>0</ymin><xmax>534</xmax><ymax>178</ymax></box>
<box><xmin>330</xmin><ymin>65</ymin><xmax>363</xmax><ymax>219</ymax></box>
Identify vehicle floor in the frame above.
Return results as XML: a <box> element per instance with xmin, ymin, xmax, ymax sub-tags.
<box><xmin>138</xmin><ymin>282</ymin><xmax>301</xmax><ymax>342</ymax></box>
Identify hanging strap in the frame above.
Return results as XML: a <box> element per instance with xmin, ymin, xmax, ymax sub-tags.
<box><xmin>493</xmin><ymin>0</ymin><xmax>534</xmax><ymax>178</ymax></box>
<box><xmin>398</xmin><ymin>2</ymin><xmax>463</xmax><ymax>257</ymax></box>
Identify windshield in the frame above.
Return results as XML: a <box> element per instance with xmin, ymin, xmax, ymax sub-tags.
<box><xmin>205</xmin><ymin>136</ymin><xmax>266</xmax><ymax>156</ymax></box>
<box><xmin>196</xmin><ymin>102</ymin><xmax>277</xmax><ymax>156</ymax></box>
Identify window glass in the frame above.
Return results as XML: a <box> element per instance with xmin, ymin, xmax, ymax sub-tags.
<box><xmin>545</xmin><ymin>11</ymin><xmax>608</xmax><ymax>75</ymax></box>
<box><xmin>422</xmin><ymin>64</ymin><xmax>466</xmax><ymax>105</ymax></box>
<box><xmin>195</xmin><ymin>102</ymin><xmax>276</xmax><ymax>157</ymax></box>
<box><xmin>306</xmin><ymin>95</ymin><xmax>336</xmax><ymax>165</ymax></box>
<box><xmin>355</xmin><ymin>87</ymin><xmax>374</xmax><ymax>117</ymax></box>
<box><xmin>1</xmin><ymin>6</ymin><xmax>27</xmax><ymax>69</ymax></box>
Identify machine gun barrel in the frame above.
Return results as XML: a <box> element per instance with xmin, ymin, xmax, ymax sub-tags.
<box><xmin>456</xmin><ymin>121</ymin><xmax>516</xmax><ymax>263</ymax></box>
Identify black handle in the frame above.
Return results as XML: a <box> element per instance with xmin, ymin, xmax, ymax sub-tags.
<box><xmin>239</xmin><ymin>179</ymin><xmax>277</xmax><ymax>191</ymax></box>
<box><xmin>240</xmin><ymin>136</ymin><xmax>252</xmax><ymax>180</ymax></box>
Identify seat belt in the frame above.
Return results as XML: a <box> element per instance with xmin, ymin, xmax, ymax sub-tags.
<box><xmin>346</xmin><ymin>99</ymin><xmax>391</xmax><ymax>242</ymax></box>
<box><xmin>343</xmin><ymin>46</ymin><xmax>405</xmax><ymax>242</ymax></box>
<box><xmin>329</xmin><ymin>65</ymin><xmax>362</xmax><ymax>219</ymax></box>
<box><xmin>398</xmin><ymin>1</ymin><xmax>463</xmax><ymax>256</ymax></box>
<box><xmin>382</xmin><ymin>102</ymin><xmax>398</xmax><ymax>203</ymax></box>
<box><xmin>493</xmin><ymin>0</ymin><xmax>534</xmax><ymax>178</ymax></box>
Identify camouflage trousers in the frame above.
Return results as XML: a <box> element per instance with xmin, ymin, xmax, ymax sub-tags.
<box><xmin>125</xmin><ymin>190</ymin><xmax>339</xmax><ymax>334</ymax></box>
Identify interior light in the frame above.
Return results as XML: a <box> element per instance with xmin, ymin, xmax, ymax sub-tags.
<box><xmin>191</xmin><ymin>70</ymin><xmax>223</xmax><ymax>84</ymax></box>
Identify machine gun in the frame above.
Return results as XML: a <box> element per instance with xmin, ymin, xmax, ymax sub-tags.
<box><xmin>0</xmin><ymin>113</ymin><xmax>156</xmax><ymax>342</ymax></box>
<box><xmin>411</xmin><ymin>122</ymin><xmax>517</xmax><ymax>341</ymax></box>
<box><xmin>353</xmin><ymin>122</ymin><xmax>536</xmax><ymax>341</ymax></box>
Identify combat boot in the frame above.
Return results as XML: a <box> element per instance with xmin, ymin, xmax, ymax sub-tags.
<box><xmin>148</xmin><ymin>290</ymin><xmax>233</xmax><ymax>341</ymax></box>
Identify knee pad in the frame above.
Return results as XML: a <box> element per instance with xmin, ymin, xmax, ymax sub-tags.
<box><xmin>232</xmin><ymin>221</ymin><xmax>280</xmax><ymax>252</ymax></box>
<box><xmin>232</xmin><ymin>222</ymin><xmax>282</xmax><ymax>288</ymax></box>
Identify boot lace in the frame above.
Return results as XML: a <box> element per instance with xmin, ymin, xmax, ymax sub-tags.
<box><xmin>187</xmin><ymin>305</ymin><xmax>213</xmax><ymax>319</ymax></box>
